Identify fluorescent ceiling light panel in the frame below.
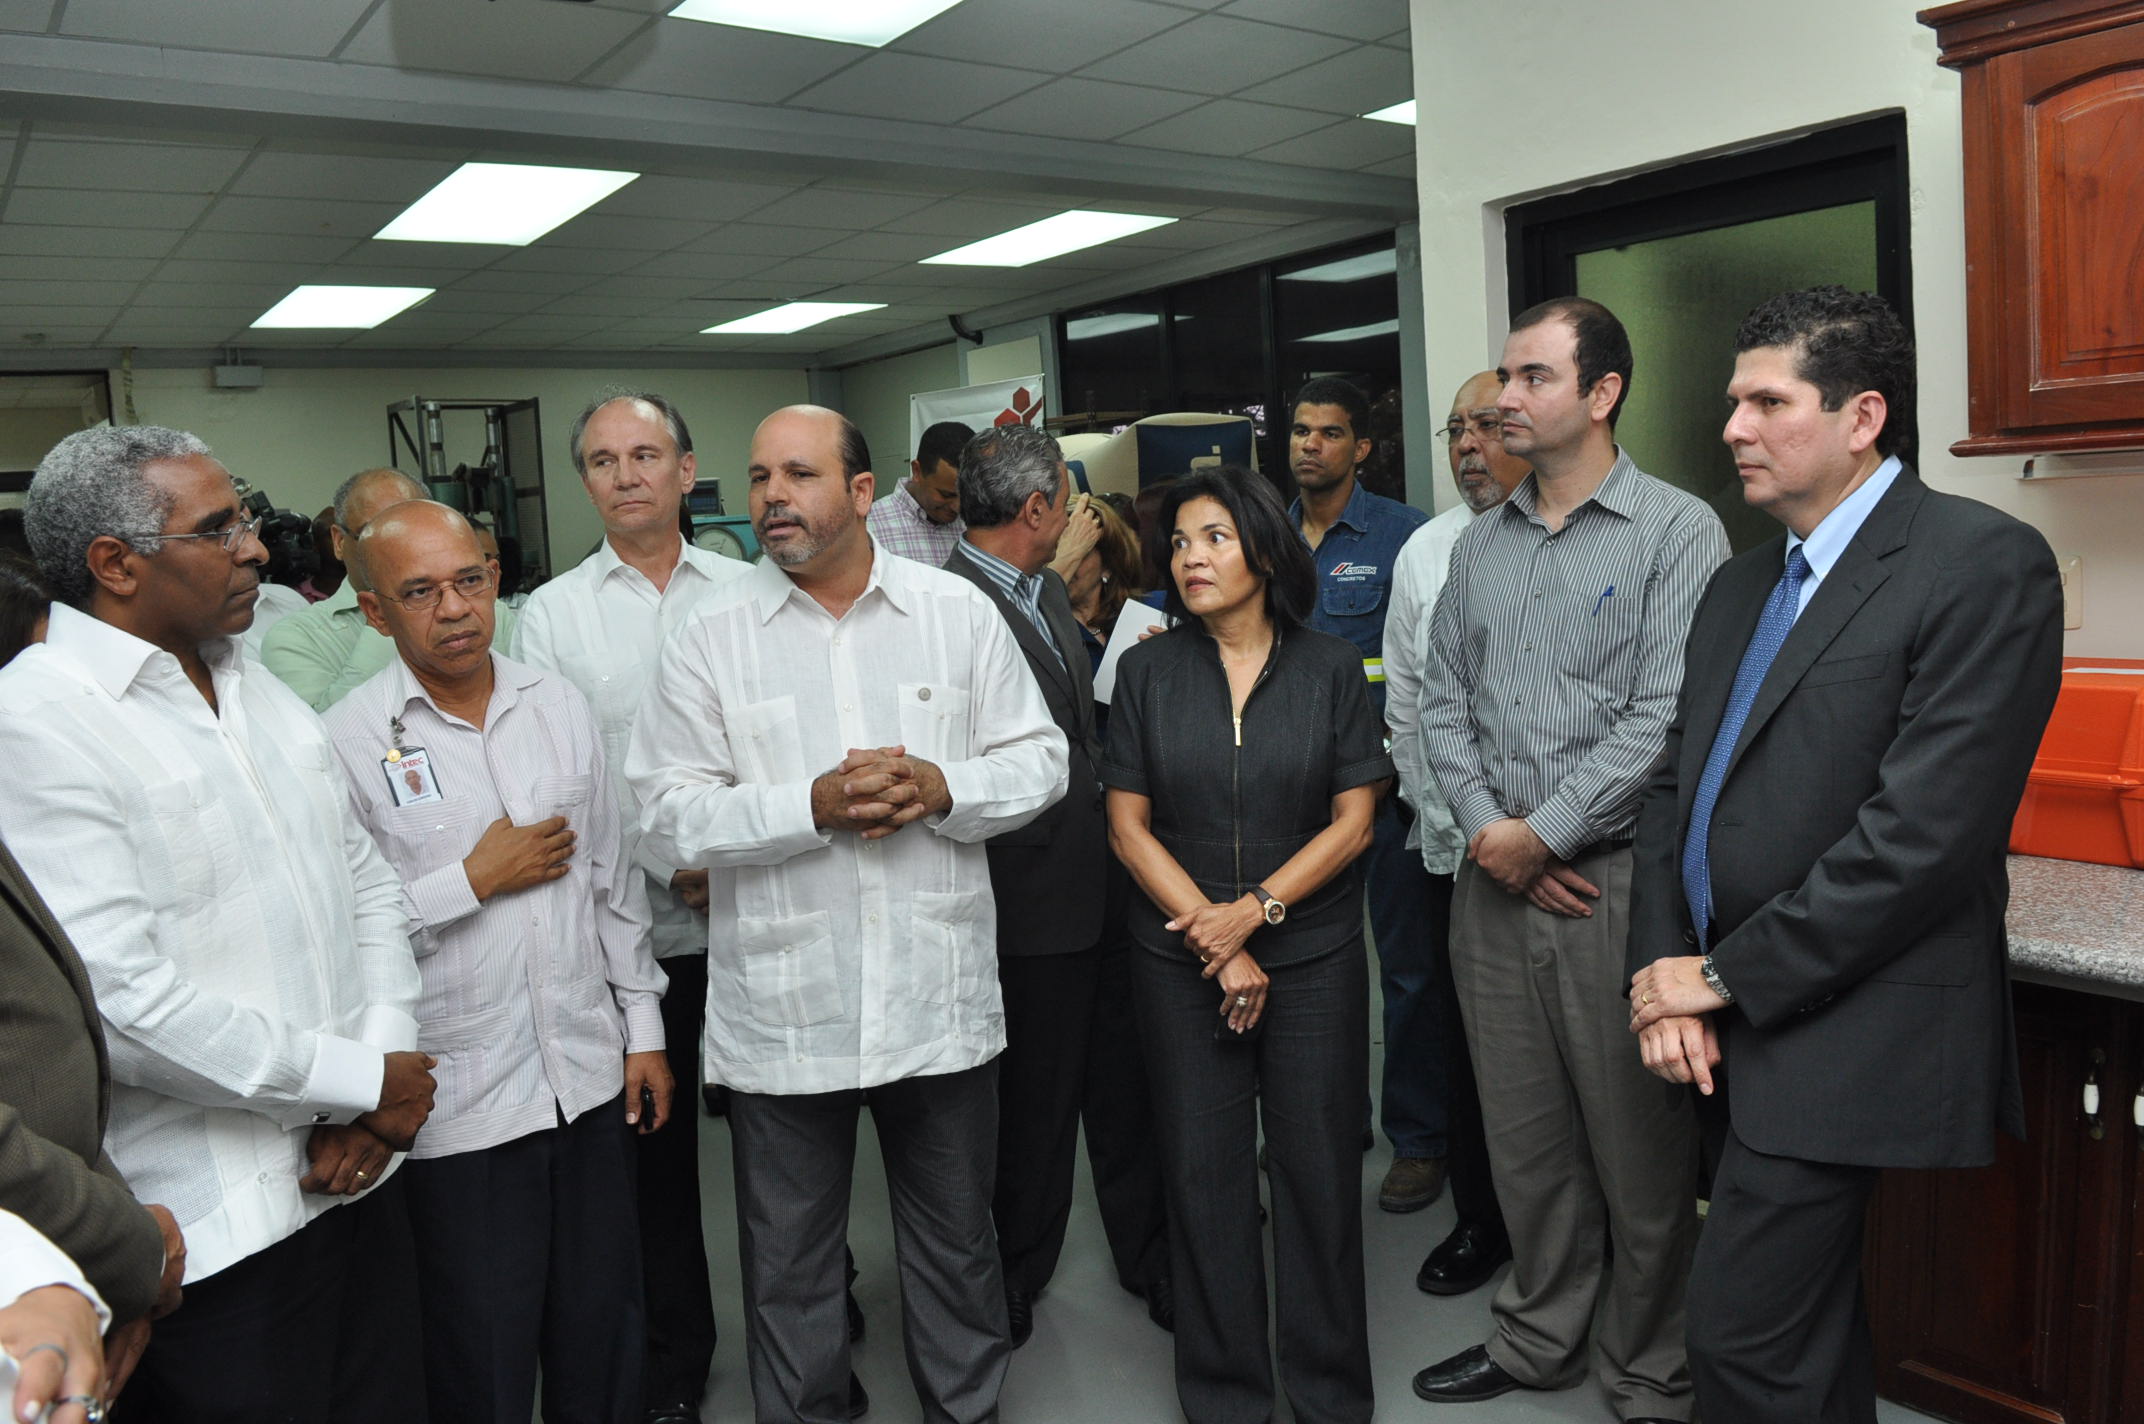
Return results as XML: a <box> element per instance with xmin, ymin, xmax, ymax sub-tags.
<box><xmin>1065</xmin><ymin>313</ymin><xmax>1161</xmax><ymax>341</ymax></box>
<box><xmin>702</xmin><ymin>301</ymin><xmax>886</xmax><ymax>335</ymax></box>
<box><xmin>376</xmin><ymin>162</ymin><xmax>639</xmax><ymax>245</ymax></box>
<box><xmin>1280</xmin><ymin>250</ymin><xmax>1396</xmax><ymax>284</ymax></box>
<box><xmin>1362</xmin><ymin>100</ymin><xmax>1416</xmax><ymax>125</ymax></box>
<box><xmin>251</xmin><ymin>285</ymin><xmax>433</xmax><ymax>329</ymax></box>
<box><xmin>1297</xmin><ymin>318</ymin><xmax>1401</xmax><ymax>344</ymax></box>
<box><xmin>922</xmin><ymin>211</ymin><xmax>1178</xmax><ymax>268</ymax></box>
<box><xmin>667</xmin><ymin>0</ymin><xmax>963</xmax><ymax>46</ymax></box>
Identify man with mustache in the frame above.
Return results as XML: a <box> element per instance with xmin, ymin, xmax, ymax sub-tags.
<box><xmin>1382</xmin><ymin>371</ymin><xmax>1530</xmax><ymax>1299</ymax></box>
<box><xmin>1285</xmin><ymin>377</ymin><xmax>1440</xmax><ymax>1214</ymax></box>
<box><xmin>628</xmin><ymin>404</ymin><xmax>1067</xmax><ymax>1424</ymax></box>
<box><xmin>326</xmin><ymin>499</ymin><xmax>670</xmax><ymax>1424</ymax></box>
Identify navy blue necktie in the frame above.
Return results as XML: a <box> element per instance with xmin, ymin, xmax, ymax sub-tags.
<box><xmin>1681</xmin><ymin>546</ymin><xmax>1811</xmax><ymax>949</ymax></box>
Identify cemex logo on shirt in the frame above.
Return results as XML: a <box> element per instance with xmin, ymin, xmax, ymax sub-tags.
<box><xmin>1329</xmin><ymin>561</ymin><xmax>1379</xmax><ymax>581</ymax></box>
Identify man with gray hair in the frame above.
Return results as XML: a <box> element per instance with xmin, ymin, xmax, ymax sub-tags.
<box><xmin>0</xmin><ymin>426</ymin><xmax>436</xmax><ymax>1422</ymax></box>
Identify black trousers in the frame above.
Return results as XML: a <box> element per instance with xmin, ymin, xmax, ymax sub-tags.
<box><xmin>1425</xmin><ymin>870</ymin><xmax>1502</xmax><ymax>1233</ymax></box>
<box><xmin>1688</xmin><ymin>1124</ymin><xmax>1880</xmax><ymax>1424</ymax></box>
<box><xmin>639</xmin><ymin>953</ymin><xmax>719</xmax><ymax>1405</ymax></box>
<box><xmin>400</xmin><ymin>1096</ymin><xmax>645</xmax><ymax>1424</ymax></box>
<box><xmin>1133</xmin><ymin>940</ymin><xmax>1372</xmax><ymax>1424</ymax></box>
<box><xmin>122</xmin><ymin>1172</ymin><xmax>425</xmax><ymax>1424</ymax></box>
<box><xmin>1081</xmin><ymin>886</ymin><xmax>1170</xmax><ymax>1293</ymax></box>
<box><xmin>994</xmin><ymin>948</ymin><xmax>1100</xmax><ymax>1294</ymax></box>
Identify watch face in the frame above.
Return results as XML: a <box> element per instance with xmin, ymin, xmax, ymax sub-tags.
<box><xmin>1264</xmin><ymin>900</ymin><xmax>1286</xmax><ymax>925</ymax></box>
<box><xmin>692</xmin><ymin>524</ymin><xmax>750</xmax><ymax>561</ymax></box>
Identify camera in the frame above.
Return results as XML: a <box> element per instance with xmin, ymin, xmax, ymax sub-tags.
<box><xmin>235</xmin><ymin>482</ymin><xmax>320</xmax><ymax>589</ymax></box>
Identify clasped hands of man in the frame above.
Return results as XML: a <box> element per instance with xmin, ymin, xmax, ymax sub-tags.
<box><xmin>811</xmin><ymin>744</ymin><xmax>953</xmax><ymax>840</ymax></box>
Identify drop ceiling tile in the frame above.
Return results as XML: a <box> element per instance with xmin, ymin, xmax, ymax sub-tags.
<box><xmin>1362</xmin><ymin>154</ymin><xmax>1415</xmax><ymax>178</ymax></box>
<box><xmin>571</xmin><ymin>275</ymin><xmax>719</xmax><ymax>302</ymax></box>
<box><xmin>878</xmin><ymin>198</ymin><xmax>1066</xmax><ymax>239</ymax></box>
<box><xmin>541</xmin><ymin>212</ymin><xmax>709</xmax><ymax>252</ymax></box>
<box><xmin>962</xmin><ymin>76</ymin><xmax>1205</xmax><ymax>142</ymax></box>
<box><xmin>59</xmin><ymin>0</ymin><xmax>375</xmax><ymax>56</ymax></box>
<box><xmin>1</xmin><ymin>254</ymin><xmax>156</xmax><ymax>283</ymax></box>
<box><xmin>105</xmin><ymin>319</ymin><xmax>254</xmax><ymax>345</ymax></box>
<box><xmin>684</xmin><ymin>224</ymin><xmax>850</xmax><ymax>257</ymax></box>
<box><xmin>1116</xmin><ymin>99</ymin><xmax>1334</xmax><ymax>157</ymax></box>
<box><xmin>806</xmin><ymin>231</ymin><xmax>955</xmax><ymax>264</ymax></box>
<box><xmin>170</xmin><ymin>230</ymin><xmax>361</xmax><ymax>264</ymax></box>
<box><xmin>3</xmin><ymin>188</ymin><xmax>214</xmax><ymax>229</ymax></box>
<box><xmin>893</xmin><ymin>0</ymin><xmax>1190</xmax><ymax>70</ymax></box>
<box><xmin>1188</xmin><ymin>206</ymin><xmax>1300</xmax><ymax>226</ymax></box>
<box><xmin>0</xmin><ymin>225</ymin><xmax>180</xmax><ymax>259</ymax></box>
<box><xmin>151</xmin><ymin>258</ymin><xmax>318</xmax><ymax>286</ymax></box>
<box><xmin>1218</xmin><ymin>0</ymin><xmax>1408</xmax><ymax>42</ymax></box>
<box><xmin>230</xmin><ymin>152</ymin><xmax>460</xmax><ymax>203</ymax></box>
<box><xmin>449</xmin><ymin>269</ymin><xmax>596</xmax><ymax>296</ymax></box>
<box><xmin>579</xmin><ymin>22</ymin><xmax>864</xmax><ymax>103</ymax></box>
<box><xmin>338</xmin><ymin>0</ymin><xmax>649</xmax><ymax>83</ymax></box>
<box><xmin>335</xmin><ymin>240</ymin><xmax>501</xmax><ymax>272</ymax></box>
<box><xmin>0</xmin><ymin>1</ymin><xmax>55</xmax><ymax>31</ymax></box>
<box><xmin>0</xmin><ymin>305</ymin><xmax>124</xmax><ymax>326</ymax></box>
<box><xmin>786</xmin><ymin>53</ymin><xmax>1048</xmax><ymax>125</ymax></box>
<box><xmin>131</xmin><ymin>283</ymin><xmax>294</xmax><ymax>310</ymax></box>
<box><xmin>486</xmin><ymin>315</ymin><xmax>610</xmax><ymax>337</ymax></box>
<box><xmin>414</xmin><ymin>289</ymin><xmax>553</xmax><ymax>315</ymax></box>
<box><xmin>482</xmin><ymin>245</ymin><xmax>642</xmax><ymax>277</ymax></box>
<box><xmin>750</xmin><ymin>257</ymin><xmax>902</xmax><ymax>289</ymax></box>
<box><xmin>1248</xmin><ymin>116</ymin><xmax>1414</xmax><ymax>169</ymax></box>
<box><xmin>0</xmin><ymin>279</ymin><xmax>127</xmax><ymax>305</ymax></box>
<box><xmin>592</xmin><ymin>176</ymin><xmax>797</xmax><ymax>224</ymax></box>
<box><xmin>537</xmin><ymin>295</ymin><xmax>671</xmax><ymax>320</ymax></box>
<box><xmin>199</xmin><ymin>195</ymin><xmax>404</xmax><ymax>238</ymax></box>
<box><xmin>628</xmin><ymin>251</ymin><xmax>785</xmax><ymax>281</ymax></box>
<box><xmin>13</xmin><ymin>138</ymin><xmax>251</xmax><ymax>193</ymax></box>
<box><xmin>1</xmin><ymin>330</ymin><xmax>111</xmax><ymax>351</ymax></box>
<box><xmin>1109</xmin><ymin>215</ymin><xmax>1288</xmax><ymax>250</ymax></box>
<box><xmin>742</xmin><ymin>187</ymin><xmax>938</xmax><ymax>231</ymax></box>
<box><xmin>1077</xmin><ymin>13</ymin><xmax>1352</xmax><ymax>95</ymax></box>
<box><xmin>1235</xmin><ymin>43</ymin><xmax>1411</xmax><ymax>115</ymax></box>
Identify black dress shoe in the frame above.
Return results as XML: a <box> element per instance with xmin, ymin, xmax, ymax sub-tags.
<box><xmin>1415</xmin><ymin>1221</ymin><xmax>1512</xmax><ymax>1297</ymax></box>
<box><xmin>644</xmin><ymin>1406</ymin><xmax>698</xmax><ymax>1424</ymax></box>
<box><xmin>846</xmin><ymin>1287</ymin><xmax>865</xmax><ymax>1343</ymax></box>
<box><xmin>1411</xmin><ymin>1344</ymin><xmax>1526</xmax><ymax>1403</ymax></box>
<box><xmin>701</xmin><ymin>1082</ymin><xmax>729</xmax><ymax>1116</ymax></box>
<box><xmin>1143</xmin><ymin>1272</ymin><xmax>1174</xmax><ymax>1333</ymax></box>
<box><xmin>848</xmin><ymin>1370</ymin><xmax>868</xmax><ymax>1419</ymax></box>
<box><xmin>1005</xmin><ymin>1287</ymin><xmax>1035</xmax><ymax>1347</ymax></box>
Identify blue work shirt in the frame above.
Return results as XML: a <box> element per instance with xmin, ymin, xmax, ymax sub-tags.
<box><xmin>1290</xmin><ymin>479</ymin><xmax>1428</xmax><ymax>717</ymax></box>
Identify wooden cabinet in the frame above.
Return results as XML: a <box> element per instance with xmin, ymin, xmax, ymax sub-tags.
<box><xmin>1867</xmin><ymin>983</ymin><xmax>2144</xmax><ymax>1422</ymax></box>
<box><xmin>1921</xmin><ymin>1</ymin><xmax>2144</xmax><ymax>455</ymax></box>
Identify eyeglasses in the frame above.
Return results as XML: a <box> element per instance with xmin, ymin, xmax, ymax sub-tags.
<box><xmin>1439</xmin><ymin>416</ymin><xmax>1505</xmax><ymax>443</ymax></box>
<box><xmin>153</xmin><ymin>511</ymin><xmax>265</xmax><ymax>554</ymax></box>
<box><xmin>374</xmin><ymin>568</ymin><xmax>496</xmax><ymax>612</ymax></box>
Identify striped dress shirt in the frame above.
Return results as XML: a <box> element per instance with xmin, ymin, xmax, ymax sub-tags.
<box><xmin>953</xmin><ymin>537</ymin><xmax>1064</xmax><ymax>668</ymax></box>
<box><xmin>1420</xmin><ymin>450</ymin><xmax>1729</xmax><ymax>860</ymax></box>
<box><xmin>325</xmin><ymin>653</ymin><xmax>664</xmax><ymax>1160</ymax></box>
<box><xmin>866</xmin><ymin>481</ymin><xmax>966</xmax><ymax>566</ymax></box>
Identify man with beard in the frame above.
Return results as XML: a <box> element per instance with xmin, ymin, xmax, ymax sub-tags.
<box><xmin>1285</xmin><ymin>377</ymin><xmax>1438</xmax><ymax>1213</ymax></box>
<box><xmin>627</xmin><ymin>405</ymin><xmax>1067</xmax><ymax>1424</ymax></box>
<box><xmin>1383</xmin><ymin>371</ymin><xmax>1530</xmax><ymax>1299</ymax></box>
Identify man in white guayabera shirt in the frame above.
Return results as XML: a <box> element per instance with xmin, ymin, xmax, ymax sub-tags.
<box><xmin>628</xmin><ymin>404</ymin><xmax>1068</xmax><ymax>1424</ymax></box>
<box><xmin>0</xmin><ymin>425</ymin><xmax>434</xmax><ymax>1424</ymax></box>
<box><xmin>517</xmin><ymin>389</ymin><xmax>750</xmax><ymax>1421</ymax></box>
<box><xmin>325</xmin><ymin>499</ymin><xmax>670</xmax><ymax>1424</ymax></box>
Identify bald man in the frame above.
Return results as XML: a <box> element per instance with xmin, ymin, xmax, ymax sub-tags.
<box><xmin>1383</xmin><ymin>372</ymin><xmax>1531</xmax><ymax>1295</ymax></box>
<box><xmin>323</xmin><ymin>501</ymin><xmax>669</xmax><ymax>1424</ymax></box>
<box><xmin>628</xmin><ymin>405</ymin><xmax>1067</xmax><ymax>1424</ymax></box>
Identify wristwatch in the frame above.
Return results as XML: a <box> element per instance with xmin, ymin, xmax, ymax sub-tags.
<box><xmin>1700</xmin><ymin>953</ymin><xmax>1735</xmax><ymax>1005</ymax></box>
<box><xmin>1250</xmin><ymin>885</ymin><xmax>1286</xmax><ymax>926</ymax></box>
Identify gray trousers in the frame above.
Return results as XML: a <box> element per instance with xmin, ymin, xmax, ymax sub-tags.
<box><xmin>1449</xmin><ymin>849</ymin><xmax>1699</xmax><ymax>1419</ymax></box>
<box><xmin>728</xmin><ymin>1062</ymin><xmax>1009</xmax><ymax>1424</ymax></box>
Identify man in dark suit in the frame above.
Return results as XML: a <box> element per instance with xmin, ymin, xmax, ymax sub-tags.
<box><xmin>1626</xmin><ymin>286</ymin><xmax>2064</xmax><ymax>1423</ymax></box>
<box><xmin>942</xmin><ymin>424</ymin><xmax>1124</xmax><ymax>1349</ymax></box>
<box><xmin>0</xmin><ymin>835</ymin><xmax>183</xmax><ymax>1396</ymax></box>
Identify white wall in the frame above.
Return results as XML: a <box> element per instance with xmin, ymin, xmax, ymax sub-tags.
<box><xmin>838</xmin><ymin>343</ymin><xmax>961</xmax><ymax>498</ymax></box>
<box><xmin>121</xmin><ymin>364</ymin><xmax>807</xmax><ymax>575</ymax></box>
<box><xmin>1410</xmin><ymin>0</ymin><xmax>2144</xmax><ymax>656</ymax></box>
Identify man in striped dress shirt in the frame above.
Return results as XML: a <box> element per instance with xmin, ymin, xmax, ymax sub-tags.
<box><xmin>1413</xmin><ymin>298</ymin><xmax>1728</xmax><ymax>1421</ymax></box>
<box><xmin>327</xmin><ymin>499</ymin><xmax>672</xmax><ymax>1424</ymax></box>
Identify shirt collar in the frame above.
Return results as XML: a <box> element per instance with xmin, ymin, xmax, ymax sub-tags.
<box><xmin>588</xmin><ymin>533</ymin><xmax>706</xmax><ymax>588</ymax></box>
<box><xmin>750</xmin><ymin>540</ymin><xmax>915</xmax><ymax>624</ymax></box>
<box><xmin>1501</xmin><ymin>446</ymin><xmax>1640</xmax><ymax>525</ymax></box>
<box><xmin>386</xmin><ymin>648</ymin><xmax>540</xmax><ymax>723</ymax></box>
<box><xmin>321</xmin><ymin>580</ymin><xmax>364</xmax><ymax>615</ymax></box>
<box><xmin>895</xmin><ymin>480</ymin><xmax>963</xmax><ymax>534</ymax></box>
<box><xmin>43</xmin><ymin>601</ymin><xmax>245</xmax><ymax>700</ymax></box>
<box><xmin>956</xmin><ymin>538</ymin><xmax>1038</xmax><ymax>594</ymax></box>
<box><xmin>1287</xmin><ymin>477</ymin><xmax>1376</xmax><ymax>536</ymax></box>
<box><xmin>1788</xmin><ymin>455</ymin><xmax>1902</xmax><ymax>583</ymax></box>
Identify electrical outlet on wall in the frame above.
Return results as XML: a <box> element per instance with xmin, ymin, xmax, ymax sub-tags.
<box><xmin>2060</xmin><ymin>556</ymin><xmax>2083</xmax><ymax>630</ymax></box>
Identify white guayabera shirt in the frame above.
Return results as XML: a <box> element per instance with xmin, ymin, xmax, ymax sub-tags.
<box><xmin>626</xmin><ymin>550</ymin><xmax>1069</xmax><ymax>1096</ymax></box>
<box><xmin>516</xmin><ymin>538</ymin><xmax>753</xmax><ymax>960</ymax></box>
<box><xmin>0</xmin><ymin>605</ymin><xmax>421</xmax><ymax>1283</ymax></box>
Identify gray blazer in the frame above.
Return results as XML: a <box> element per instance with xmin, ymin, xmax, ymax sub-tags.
<box><xmin>0</xmin><ymin>836</ymin><xmax>165</xmax><ymax>1321</ymax></box>
<box><xmin>1628</xmin><ymin>467</ymin><xmax>2063</xmax><ymax>1169</ymax></box>
<box><xmin>943</xmin><ymin>543</ymin><xmax>1107</xmax><ymax>958</ymax></box>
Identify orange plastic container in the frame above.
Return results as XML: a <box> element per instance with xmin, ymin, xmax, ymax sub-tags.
<box><xmin>2008</xmin><ymin>656</ymin><xmax>2144</xmax><ymax>867</ymax></box>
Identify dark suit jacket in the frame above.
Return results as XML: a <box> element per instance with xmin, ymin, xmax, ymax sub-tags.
<box><xmin>944</xmin><ymin>543</ymin><xmax>1107</xmax><ymax>957</ymax></box>
<box><xmin>0</xmin><ymin>837</ymin><xmax>164</xmax><ymax>1320</ymax></box>
<box><xmin>1628</xmin><ymin>467</ymin><xmax>2062</xmax><ymax>1170</ymax></box>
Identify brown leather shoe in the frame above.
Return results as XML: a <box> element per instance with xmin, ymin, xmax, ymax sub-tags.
<box><xmin>1378</xmin><ymin>1156</ymin><xmax>1448</xmax><ymax>1213</ymax></box>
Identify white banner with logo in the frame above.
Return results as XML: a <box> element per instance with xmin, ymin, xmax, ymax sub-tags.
<box><xmin>908</xmin><ymin>375</ymin><xmax>1046</xmax><ymax>458</ymax></box>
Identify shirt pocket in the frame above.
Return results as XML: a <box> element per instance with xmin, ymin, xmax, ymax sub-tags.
<box><xmin>731</xmin><ymin>695</ymin><xmax>809</xmax><ymax>785</ymax></box>
<box><xmin>531</xmin><ymin>772</ymin><xmax>596</xmax><ymax>825</ymax></box>
<box><xmin>909</xmin><ymin>888</ymin><xmax>987</xmax><ymax>1005</ymax></box>
<box><xmin>733</xmin><ymin>909</ymin><xmax>844</xmax><ymax>1028</ymax></box>
<box><xmin>379</xmin><ymin>797</ymin><xmax>482</xmax><ymax>878</ymax></box>
<box><xmin>1558</xmin><ymin>586</ymin><xmax>1642</xmax><ymax>688</ymax></box>
<box><xmin>140</xmin><ymin>777</ymin><xmax>219</xmax><ymax>900</ymax></box>
<box><xmin>561</xmin><ymin>647</ymin><xmax>645</xmax><ymax>736</ymax></box>
<box><xmin>896</xmin><ymin>682</ymin><xmax>971</xmax><ymax>766</ymax></box>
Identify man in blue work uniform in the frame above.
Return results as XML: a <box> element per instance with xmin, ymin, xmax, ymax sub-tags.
<box><xmin>1285</xmin><ymin>376</ymin><xmax>1438</xmax><ymax>1212</ymax></box>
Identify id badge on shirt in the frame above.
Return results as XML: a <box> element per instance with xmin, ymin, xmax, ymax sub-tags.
<box><xmin>383</xmin><ymin>746</ymin><xmax>444</xmax><ymax>807</ymax></box>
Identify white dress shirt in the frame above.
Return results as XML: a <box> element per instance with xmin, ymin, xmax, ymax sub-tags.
<box><xmin>0</xmin><ymin>605</ymin><xmax>421</xmax><ymax>1282</ymax></box>
<box><xmin>1384</xmin><ymin>503</ymin><xmax>1475</xmax><ymax>877</ymax></box>
<box><xmin>516</xmin><ymin>538</ymin><xmax>753</xmax><ymax>960</ymax></box>
<box><xmin>240</xmin><ymin>580</ymin><xmax>309</xmax><ymax>661</ymax></box>
<box><xmin>0</xmin><ymin>1210</ymin><xmax>109</xmax><ymax>1330</ymax></box>
<box><xmin>626</xmin><ymin>550</ymin><xmax>1068</xmax><ymax>1095</ymax></box>
<box><xmin>325</xmin><ymin>653</ymin><xmax>664</xmax><ymax>1159</ymax></box>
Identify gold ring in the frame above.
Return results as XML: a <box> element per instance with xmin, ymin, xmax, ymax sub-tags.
<box><xmin>1642</xmin><ymin>993</ymin><xmax>1655</xmax><ymax>1006</ymax></box>
<box><xmin>355</xmin><ymin>1169</ymin><xmax>368</xmax><ymax>1180</ymax></box>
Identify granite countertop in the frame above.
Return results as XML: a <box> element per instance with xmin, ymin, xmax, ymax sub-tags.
<box><xmin>2008</xmin><ymin>854</ymin><xmax>2144</xmax><ymax>992</ymax></box>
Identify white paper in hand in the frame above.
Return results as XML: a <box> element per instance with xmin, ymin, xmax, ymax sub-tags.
<box><xmin>1094</xmin><ymin>604</ymin><xmax>1174</xmax><ymax>704</ymax></box>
